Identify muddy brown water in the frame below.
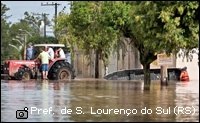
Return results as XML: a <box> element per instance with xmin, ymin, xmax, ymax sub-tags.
<box><xmin>1</xmin><ymin>79</ymin><xmax>199</xmax><ymax>122</ymax></box>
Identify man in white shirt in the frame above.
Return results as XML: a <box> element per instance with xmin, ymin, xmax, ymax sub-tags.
<box><xmin>56</xmin><ymin>48</ymin><xmax>65</xmax><ymax>59</ymax></box>
<box><xmin>47</xmin><ymin>46</ymin><xmax>54</xmax><ymax>60</ymax></box>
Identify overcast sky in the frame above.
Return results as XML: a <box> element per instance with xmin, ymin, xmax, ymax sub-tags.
<box><xmin>2</xmin><ymin>1</ymin><xmax>71</xmax><ymax>36</ymax></box>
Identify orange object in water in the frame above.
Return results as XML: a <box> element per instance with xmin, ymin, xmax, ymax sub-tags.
<box><xmin>180</xmin><ymin>71</ymin><xmax>189</xmax><ymax>81</ymax></box>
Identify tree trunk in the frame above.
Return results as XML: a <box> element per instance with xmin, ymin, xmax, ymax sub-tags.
<box><xmin>143</xmin><ymin>63</ymin><xmax>151</xmax><ymax>85</ymax></box>
<box><xmin>139</xmin><ymin>50</ymin><xmax>157</xmax><ymax>85</ymax></box>
<box><xmin>95</xmin><ymin>50</ymin><xmax>99</xmax><ymax>78</ymax></box>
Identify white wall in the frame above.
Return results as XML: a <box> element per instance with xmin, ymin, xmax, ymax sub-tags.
<box><xmin>176</xmin><ymin>49</ymin><xmax>199</xmax><ymax>81</ymax></box>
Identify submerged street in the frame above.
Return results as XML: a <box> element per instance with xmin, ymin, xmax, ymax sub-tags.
<box><xmin>1</xmin><ymin>79</ymin><xmax>199</xmax><ymax>122</ymax></box>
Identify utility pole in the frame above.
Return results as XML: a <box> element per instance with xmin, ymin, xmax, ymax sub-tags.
<box><xmin>34</xmin><ymin>13</ymin><xmax>49</xmax><ymax>38</ymax></box>
<box><xmin>41</xmin><ymin>2</ymin><xmax>61</xmax><ymax>37</ymax></box>
<box><xmin>43</xmin><ymin>13</ymin><xmax>49</xmax><ymax>38</ymax></box>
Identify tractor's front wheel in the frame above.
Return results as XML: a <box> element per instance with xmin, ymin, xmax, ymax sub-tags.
<box><xmin>21</xmin><ymin>71</ymin><xmax>31</xmax><ymax>80</ymax></box>
<box><xmin>15</xmin><ymin>67</ymin><xmax>32</xmax><ymax>80</ymax></box>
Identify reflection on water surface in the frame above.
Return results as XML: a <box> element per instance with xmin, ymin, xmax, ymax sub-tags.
<box><xmin>1</xmin><ymin>79</ymin><xmax>199</xmax><ymax>122</ymax></box>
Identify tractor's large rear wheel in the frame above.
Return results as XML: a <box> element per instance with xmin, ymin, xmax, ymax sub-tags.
<box><xmin>48</xmin><ymin>61</ymin><xmax>75</xmax><ymax>80</ymax></box>
<box><xmin>57</xmin><ymin>67</ymin><xmax>72</xmax><ymax>80</ymax></box>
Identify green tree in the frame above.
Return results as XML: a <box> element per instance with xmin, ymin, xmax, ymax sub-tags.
<box><xmin>57</xmin><ymin>1</ymin><xmax>119</xmax><ymax>78</ymax></box>
<box><xmin>8</xmin><ymin>16</ymin><xmax>43</xmax><ymax>60</ymax></box>
<box><xmin>100</xmin><ymin>1</ymin><xmax>132</xmax><ymax>72</ymax></box>
<box><xmin>10</xmin><ymin>11</ymin><xmax>55</xmax><ymax>60</ymax></box>
<box><xmin>29</xmin><ymin>36</ymin><xmax>58</xmax><ymax>44</ymax></box>
<box><xmin>124</xmin><ymin>1</ymin><xmax>199</xmax><ymax>84</ymax></box>
<box><xmin>56</xmin><ymin>1</ymin><xmax>199</xmax><ymax>83</ymax></box>
<box><xmin>158</xmin><ymin>1</ymin><xmax>199</xmax><ymax>60</ymax></box>
<box><xmin>22</xmin><ymin>11</ymin><xmax>51</xmax><ymax>36</ymax></box>
<box><xmin>1</xmin><ymin>2</ymin><xmax>57</xmax><ymax>61</ymax></box>
<box><xmin>55</xmin><ymin>13</ymin><xmax>77</xmax><ymax>65</ymax></box>
<box><xmin>1</xmin><ymin>2</ymin><xmax>12</xmax><ymax>62</ymax></box>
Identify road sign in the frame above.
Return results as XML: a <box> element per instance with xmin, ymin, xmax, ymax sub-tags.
<box><xmin>157</xmin><ymin>53</ymin><xmax>173</xmax><ymax>65</ymax></box>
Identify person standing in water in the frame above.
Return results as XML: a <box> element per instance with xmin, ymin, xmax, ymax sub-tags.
<box><xmin>34</xmin><ymin>46</ymin><xmax>50</xmax><ymax>80</ymax></box>
<box><xmin>180</xmin><ymin>67</ymin><xmax>190</xmax><ymax>81</ymax></box>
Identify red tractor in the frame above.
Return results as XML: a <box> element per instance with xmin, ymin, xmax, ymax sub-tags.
<box><xmin>1</xmin><ymin>44</ymin><xmax>75</xmax><ymax>80</ymax></box>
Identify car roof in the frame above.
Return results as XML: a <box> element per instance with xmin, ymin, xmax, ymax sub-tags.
<box><xmin>34</xmin><ymin>44</ymin><xmax>65</xmax><ymax>47</ymax></box>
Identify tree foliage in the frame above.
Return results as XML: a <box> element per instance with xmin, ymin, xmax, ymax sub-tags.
<box><xmin>123</xmin><ymin>1</ymin><xmax>199</xmax><ymax>83</ymax></box>
<box><xmin>1</xmin><ymin>2</ymin><xmax>57</xmax><ymax>61</ymax></box>
<box><xmin>48</xmin><ymin>2</ymin><xmax>200</xmax><ymax>82</ymax></box>
<box><xmin>21</xmin><ymin>11</ymin><xmax>51</xmax><ymax>36</ymax></box>
<box><xmin>57</xmin><ymin>1</ymin><xmax>121</xmax><ymax>78</ymax></box>
<box><xmin>1</xmin><ymin>2</ymin><xmax>12</xmax><ymax>62</ymax></box>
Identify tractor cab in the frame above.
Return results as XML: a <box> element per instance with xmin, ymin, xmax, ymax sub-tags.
<box><xmin>33</xmin><ymin>44</ymin><xmax>71</xmax><ymax>68</ymax></box>
<box><xmin>33</xmin><ymin>44</ymin><xmax>74</xmax><ymax>80</ymax></box>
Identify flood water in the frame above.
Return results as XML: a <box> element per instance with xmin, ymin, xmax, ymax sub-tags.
<box><xmin>1</xmin><ymin>79</ymin><xmax>199</xmax><ymax>122</ymax></box>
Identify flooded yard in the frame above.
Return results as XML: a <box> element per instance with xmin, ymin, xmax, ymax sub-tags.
<box><xmin>1</xmin><ymin>79</ymin><xmax>199</xmax><ymax>122</ymax></box>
